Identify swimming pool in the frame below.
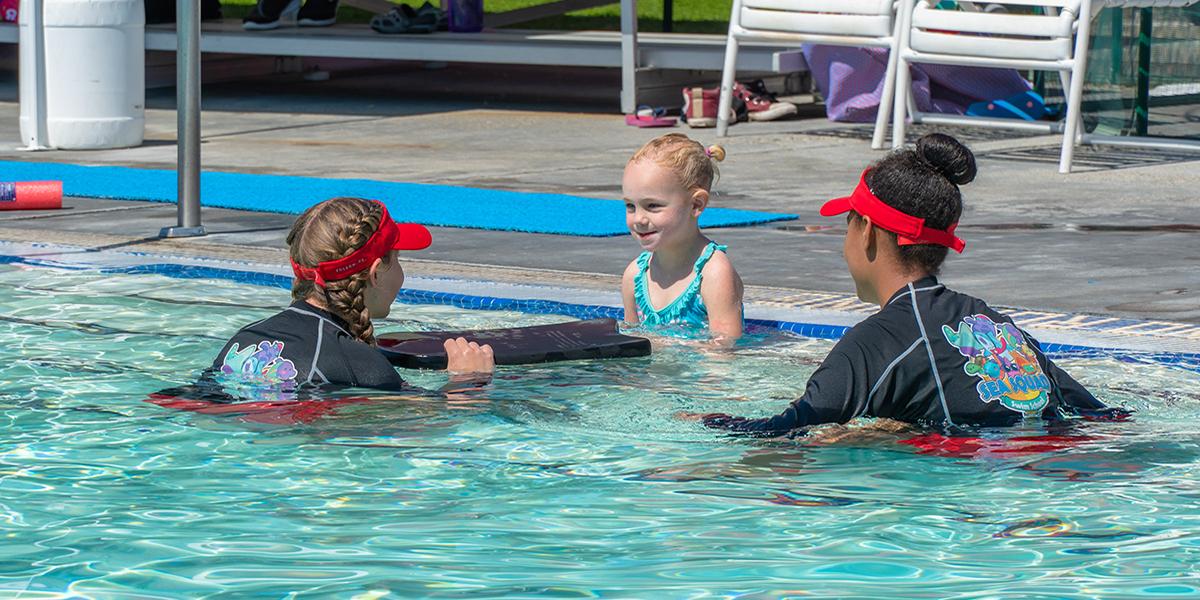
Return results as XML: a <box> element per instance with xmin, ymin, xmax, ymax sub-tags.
<box><xmin>2</xmin><ymin>255</ymin><xmax>1199</xmax><ymax>597</ymax></box>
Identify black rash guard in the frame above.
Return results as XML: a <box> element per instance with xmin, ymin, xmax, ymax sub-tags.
<box><xmin>706</xmin><ymin>276</ymin><xmax>1117</xmax><ymax>435</ymax></box>
<box><xmin>211</xmin><ymin>300</ymin><xmax>405</xmax><ymax>392</ymax></box>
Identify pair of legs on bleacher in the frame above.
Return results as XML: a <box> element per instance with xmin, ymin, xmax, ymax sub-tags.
<box><xmin>242</xmin><ymin>0</ymin><xmax>338</xmax><ymax>30</ymax></box>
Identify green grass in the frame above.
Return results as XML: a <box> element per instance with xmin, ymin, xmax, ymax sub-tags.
<box><xmin>219</xmin><ymin>0</ymin><xmax>733</xmax><ymax>33</ymax></box>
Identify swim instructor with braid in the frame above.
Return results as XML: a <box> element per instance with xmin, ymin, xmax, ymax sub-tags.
<box><xmin>212</xmin><ymin>197</ymin><xmax>494</xmax><ymax>395</ymax></box>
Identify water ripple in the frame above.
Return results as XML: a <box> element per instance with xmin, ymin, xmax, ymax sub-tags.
<box><xmin>2</xmin><ymin>265</ymin><xmax>1200</xmax><ymax>596</ymax></box>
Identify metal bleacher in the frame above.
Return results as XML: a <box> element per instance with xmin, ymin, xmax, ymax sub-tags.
<box><xmin>0</xmin><ymin>0</ymin><xmax>808</xmax><ymax>112</ymax></box>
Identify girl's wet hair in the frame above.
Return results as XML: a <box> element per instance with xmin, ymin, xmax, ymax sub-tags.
<box><xmin>287</xmin><ymin>197</ymin><xmax>385</xmax><ymax>345</ymax></box>
<box><xmin>865</xmin><ymin>133</ymin><xmax>976</xmax><ymax>275</ymax></box>
<box><xmin>629</xmin><ymin>133</ymin><xmax>726</xmax><ymax>192</ymax></box>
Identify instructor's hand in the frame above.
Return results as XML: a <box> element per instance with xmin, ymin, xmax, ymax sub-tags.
<box><xmin>444</xmin><ymin>337</ymin><xmax>495</xmax><ymax>376</ymax></box>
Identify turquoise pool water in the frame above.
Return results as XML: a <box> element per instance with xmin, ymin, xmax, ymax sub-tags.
<box><xmin>2</xmin><ymin>263</ymin><xmax>1199</xmax><ymax>598</ymax></box>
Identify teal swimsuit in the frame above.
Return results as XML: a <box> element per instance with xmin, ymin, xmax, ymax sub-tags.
<box><xmin>633</xmin><ymin>242</ymin><xmax>736</xmax><ymax>329</ymax></box>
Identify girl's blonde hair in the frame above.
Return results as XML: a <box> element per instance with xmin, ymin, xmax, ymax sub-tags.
<box><xmin>286</xmin><ymin>197</ymin><xmax>384</xmax><ymax>346</ymax></box>
<box><xmin>629</xmin><ymin>133</ymin><xmax>726</xmax><ymax>192</ymax></box>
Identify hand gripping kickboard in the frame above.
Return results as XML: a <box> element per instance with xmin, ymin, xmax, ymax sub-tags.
<box><xmin>376</xmin><ymin>318</ymin><xmax>651</xmax><ymax>369</ymax></box>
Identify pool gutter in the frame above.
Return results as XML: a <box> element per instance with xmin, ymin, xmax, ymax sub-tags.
<box><xmin>1</xmin><ymin>237</ymin><xmax>1198</xmax><ymax>370</ymax></box>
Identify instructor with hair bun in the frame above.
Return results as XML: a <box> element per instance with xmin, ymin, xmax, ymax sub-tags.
<box><xmin>703</xmin><ymin>134</ymin><xmax>1128</xmax><ymax>435</ymax></box>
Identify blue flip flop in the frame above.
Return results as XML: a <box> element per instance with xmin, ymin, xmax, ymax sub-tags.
<box><xmin>625</xmin><ymin>105</ymin><xmax>677</xmax><ymax>128</ymax></box>
<box><xmin>967</xmin><ymin>90</ymin><xmax>1049</xmax><ymax>121</ymax></box>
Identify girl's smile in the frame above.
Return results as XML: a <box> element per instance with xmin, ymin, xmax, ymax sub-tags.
<box><xmin>622</xmin><ymin>160</ymin><xmax>703</xmax><ymax>252</ymax></box>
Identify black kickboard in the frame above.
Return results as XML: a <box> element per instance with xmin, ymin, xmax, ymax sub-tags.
<box><xmin>377</xmin><ymin>318</ymin><xmax>651</xmax><ymax>369</ymax></box>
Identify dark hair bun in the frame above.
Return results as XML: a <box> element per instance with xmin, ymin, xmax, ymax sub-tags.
<box><xmin>915</xmin><ymin>133</ymin><xmax>976</xmax><ymax>186</ymax></box>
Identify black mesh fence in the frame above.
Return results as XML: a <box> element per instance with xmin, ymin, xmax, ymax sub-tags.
<box><xmin>1041</xmin><ymin>5</ymin><xmax>1200</xmax><ymax>140</ymax></box>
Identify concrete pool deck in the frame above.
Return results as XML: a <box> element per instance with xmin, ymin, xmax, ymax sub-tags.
<box><xmin>0</xmin><ymin>67</ymin><xmax>1197</xmax><ymax>345</ymax></box>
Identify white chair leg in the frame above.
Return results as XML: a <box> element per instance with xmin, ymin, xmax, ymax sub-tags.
<box><xmin>716</xmin><ymin>36</ymin><xmax>740</xmax><ymax>137</ymax></box>
<box><xmin>1058</xmin><ymin>69</ymin><xmax>1082</xmax><ymax>145</ymax></box>
<box><xmin>1056</xmin><ymin>69</ymin><xmax>1071</xmax><ymax>106</ymax></box>
<box><xmin>1058</xmin><ymin>70</ymin><xmax>1085</xmax><ymax>174</ymax></box>
<box><xmin>873</xmin><ymin>44</ymin><xmax>900</xmax><ymax>150</ymax></box>
<box><xmin>892</xmin><ymin>57</ymin><xmax>911</xmax><ymax>148</ymax></box>
<box><xmin>1059</xmin><ymin>6</ymin><xmax>1094</xmax><ymax>174</ymax></box>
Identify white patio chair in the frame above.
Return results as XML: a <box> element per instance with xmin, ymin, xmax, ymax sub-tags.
<box><xmin>716</xmin><ymin>0</ymin><xmax>904</xmax><ymax>149</ymax></box>
<box><xmin>891</xmin><ymin>0</ymin><xmax>1096</xmax><ymax>173</ymax></box>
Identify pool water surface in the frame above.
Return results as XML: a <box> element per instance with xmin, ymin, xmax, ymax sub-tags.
<box><xmin>2</xmin><ymin>264</ymin><xmax>1199</xmax><ymax>598</ymax></box>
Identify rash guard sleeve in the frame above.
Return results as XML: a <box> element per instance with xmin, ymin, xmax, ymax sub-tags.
<box><xmin>703</xmin><ymin>344</ymin><xmax>864</xmax><ymax>435</ymax></box>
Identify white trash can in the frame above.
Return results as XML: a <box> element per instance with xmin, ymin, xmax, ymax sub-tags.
<box><xmin>19</xmin><ymin>0</ymin><xmax>145</xmax><ymax>149</ymax></box>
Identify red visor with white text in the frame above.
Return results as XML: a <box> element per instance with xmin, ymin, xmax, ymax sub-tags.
<box><xmin>819</xmin><ymin>169</ymin><xmax>965</xmax><ymax>253</ymax></box>
<box><xmin>291</xmin><ymin>200</ymin><xmax>431</xmax><ymax>288</ymax></box>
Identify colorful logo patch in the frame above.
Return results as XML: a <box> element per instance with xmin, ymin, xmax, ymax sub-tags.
<box><xmin>942</xmin><ymin>314</ymin><xmax>1050</xmax><ymax>415</ymax></box>
<box><xmin>219</xmin><ymin>340</ymin><xmax>298</xmax><ymax>388</ymax></box>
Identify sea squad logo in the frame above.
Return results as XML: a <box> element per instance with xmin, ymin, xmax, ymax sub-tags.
<box><xmin>942</xmin><ymin>314</ymin><xmax>1050</xmax><ymax>415</ymax></box>
<box><xmin>220</xmin><ymin>340</ymin><xmax>298</xmax><ymax>387</ymax></box>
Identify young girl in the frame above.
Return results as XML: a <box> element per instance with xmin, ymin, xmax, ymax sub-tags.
<box><xmin>212</xmin><ymin>197</ymin><xmax>494</xmax><ymax>394</ymax></box>
<box><xmin>703</xmin><ymin>134</ymin><xmax>1126</xmax><ymax>434</ymax></box>
<box><xmin>620</xmin><ymin>133</ymin><xmax>745</xmax><ymax>343</ymax></box>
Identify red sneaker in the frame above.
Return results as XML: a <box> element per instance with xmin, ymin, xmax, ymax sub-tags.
<box><xmin>733</xmin><ymin>81</ymin><xmax>797</xmax><ymax>122</ymax></box>
<box><xmin>681</xmin><ymin>86</ymin><xmax>746</xmax><ymax>128</ymax></box>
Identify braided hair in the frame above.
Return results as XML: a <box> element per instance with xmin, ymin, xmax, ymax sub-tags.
<box><xmin>287</xmin><ymin>197</ymin><xmax>384</xmax><ymax>345</ymax></box>
<box><xmin>865</xmin><ymin>133</ymin><xmax>976</xmax><ymax>276</ymax></box>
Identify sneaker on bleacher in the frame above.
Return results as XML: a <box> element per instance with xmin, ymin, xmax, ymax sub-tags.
<box><xmin>243</xmin><ymin>0</ymin><xmax>300</xmax><ymax>29</ymax></box>
<box><xmin>298</xmin><ymin>0</ymin><xmax>339</xmax><ymax>27</ymax></box>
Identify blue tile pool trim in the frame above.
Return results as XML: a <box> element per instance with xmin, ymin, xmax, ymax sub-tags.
<box><xmin>4</xmin><ymin>256</ymin><xmax>1199</xmax><ymax>372</ymax></box>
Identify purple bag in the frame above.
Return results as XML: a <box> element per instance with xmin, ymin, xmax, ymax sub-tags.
<box><xmin>802</xmin><ymin>45</ymin><xmax>1033</xmax><ymax>122</ymax></box>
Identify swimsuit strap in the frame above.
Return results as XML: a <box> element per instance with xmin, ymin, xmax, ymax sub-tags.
<box><xmin>671</xmin><ymin>242</ymin><xmax>724</xmax><ymax>308</ymax></box>
<box><xmin>632</xmin><ymin>250</ymin><xmax>655</xmax><ymax>319</ymax></box>
<box><xmin>693</xmin><ymin>242</ymin><xmax>727</xmax><ymax>275</ymax></box>
<box><xmin>633</xmin><ymin>242</ymin><xmax>725</xmax><ymax>326</ymax></box>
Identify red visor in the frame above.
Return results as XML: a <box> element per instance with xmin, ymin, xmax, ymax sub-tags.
<box><xmin>819</xmin><ymin>169</ymin><xmax>965</xmax><ymax>253</ymax></box>
<box><xmin>291</xmin><ymin>200</ymin><xmax>431</xmax><ymax>288</ymax></box>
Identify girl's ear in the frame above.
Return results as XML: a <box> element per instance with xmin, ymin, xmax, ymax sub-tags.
<box><xmin>691</xmin><ymin>189</ymin><xmax>709</xmax><ymax>217</ymax></box>
<box><xmin>366</xmin><ymin>257</ymin><xmax>385</xmax><ymax>287</ymax></box>
<box><xmin>861</xmin><ymin>216</ymin><xmax>881</xmax><ymax>262</ymax></box>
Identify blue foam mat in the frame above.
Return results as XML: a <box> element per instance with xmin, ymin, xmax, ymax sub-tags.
<box><xmin>0</xmin><ymin>160</ymin><xmax>797</xmax><ymax>236</ymax></box>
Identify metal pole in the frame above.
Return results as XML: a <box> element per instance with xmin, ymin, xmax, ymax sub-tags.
<box><xmin>18</xmin><ymin>0</ymin><xmax>51</xmax><ymax>151</ymax></box>
<box><xmin>1109</xmin><ymin>7</ymin><xmax>1122</xmax><ymax>85</ymax></box>
<box><xmin>161</xmin><ymin>0</ymin><xmax>205</xmax><ymax>237</ymax></box>
<box><xmin>619</xmin><ymin>0</ymin><xmax>637</xmax><ymax>114</ymax></box>
<box><xmin>1133</xmin><ymin>7</ymin><xmax>1152</xmax><ymax>137</ymax></box>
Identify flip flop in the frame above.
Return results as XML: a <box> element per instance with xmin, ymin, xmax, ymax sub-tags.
<box><xmin>967</xmin><ymin>90</ymin><xmax>1049</xmax><ymax>121</ymax></box>
<box><xmin>625</xmin><ymin>105</ymin><xmax>677</xmax><ymax>128</ymax></box>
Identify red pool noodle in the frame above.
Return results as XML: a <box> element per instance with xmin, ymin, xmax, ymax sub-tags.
<box><xmin>0</xmin><ymin>181</ymin><xmax>63</xmax><ymax>210</ymax></box>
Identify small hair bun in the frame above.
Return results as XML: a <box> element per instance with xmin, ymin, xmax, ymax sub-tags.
<box><xmin>915</xmin><ymin>133</ymin><xmax>976</xmax><ymax>186</ymax></box>
<box><xmin>706</xmin><ymin>144</ymin><xmax>726</xmax><ymax>162</ymax></box>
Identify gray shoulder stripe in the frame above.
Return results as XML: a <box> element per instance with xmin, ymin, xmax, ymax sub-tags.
<box><xmin>308</xmin><ymin>319</ymin><xmax>325</xmax><ymax>384</ymax></box>
<box><xmin>284</xmin><ymin>306</ymin><xmax>352</xmax><ymax>337</ymax></box>
<box><xmin>888</xmin><ymin>284</ymin><xmax>945</xmax><ymax>305</ymax></box>
<box><xmin>244</xmin><ymin>316</ymin><xmax>270</xmax><ymax>329</ymax></box>
<box><xmin>908</xmin><ymin>282</ymin><xmax>955</xmax><ymax>426</ymax></box>
<box><xmin>858</xmin><ymin>338</ymin><xmax>925</xmax><ymax>418</ymax></box>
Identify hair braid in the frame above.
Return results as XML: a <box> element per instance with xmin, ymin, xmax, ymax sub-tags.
<box><xmin>323</xmin><ymin>235</ymin><xmax>377</xmax><ymax>346</ymax></box>
<box><xmin>286</xmin><ymin>197</ymin><xmax>383</xmax><ymax>345</ymax></box>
